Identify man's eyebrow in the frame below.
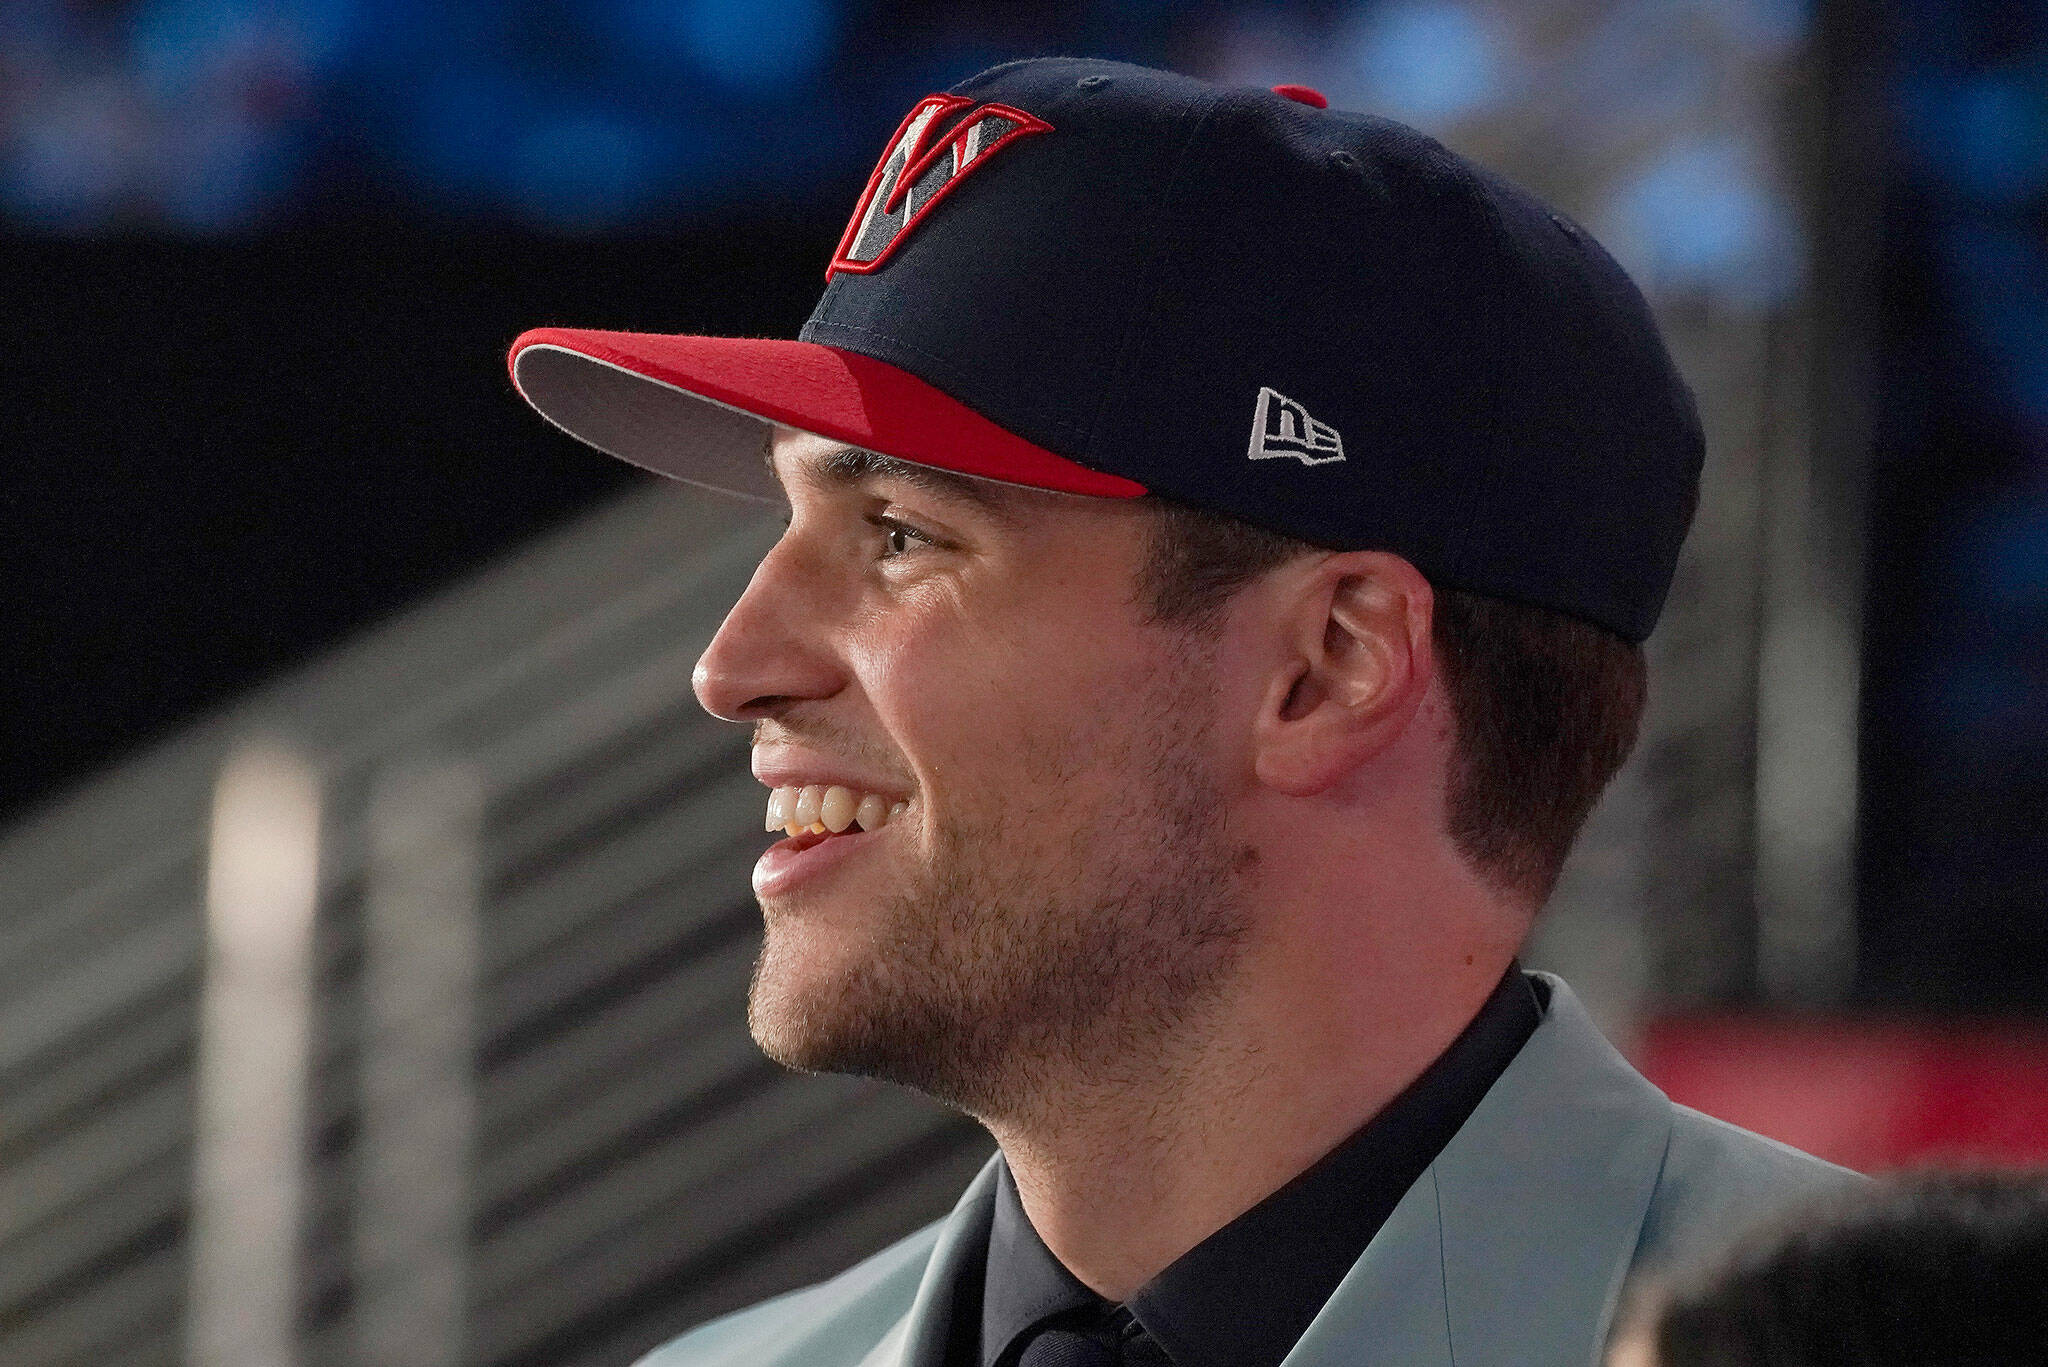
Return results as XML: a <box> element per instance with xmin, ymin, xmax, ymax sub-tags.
<box><xmin>763</xmin><ymin>443</ymin><xmax>1023</xmax><ymax>525</ymax></box>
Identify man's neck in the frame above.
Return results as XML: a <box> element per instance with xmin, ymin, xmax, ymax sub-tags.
<box><xmin>981</xmin><ymin>940</ymin><xmax>1520</xmax><ymax>1301</ymax></box>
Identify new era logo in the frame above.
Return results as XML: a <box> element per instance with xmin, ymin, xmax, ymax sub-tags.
<box><xmin>1248</xmin><ymin>387</ymin><xmax>1345</xmax><ymax>466</ymax></box>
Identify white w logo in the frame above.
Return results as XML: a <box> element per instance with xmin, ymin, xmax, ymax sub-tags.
<box><xmin>827</xmin><ymin>94</ymin><xmax>1052</xmax><ymax>280</ymax></box>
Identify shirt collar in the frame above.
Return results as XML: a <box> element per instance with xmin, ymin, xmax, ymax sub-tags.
<box><xmin>980</xmin><ymin>1158</ymin><xmax>1109</xmax><ymax>1363</ymax></box>
<box><xmin>978</xmin><ymin>963</ymin><xmax>1542</xmax><ymax>1367</ymax></box>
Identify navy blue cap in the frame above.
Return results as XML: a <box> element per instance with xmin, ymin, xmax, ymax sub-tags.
<box><xmin>511</xmin><ymin>57</ymin><xmax>1703</xmax><ymax>643</ymax></box>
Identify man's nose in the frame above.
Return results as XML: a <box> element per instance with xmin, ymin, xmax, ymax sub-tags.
<box><xmin>691</xmin><ymin>549</ymin><xmax>842</xmax><ymax>723</ymax></box>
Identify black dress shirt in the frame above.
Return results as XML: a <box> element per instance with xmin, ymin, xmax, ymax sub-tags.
<box><xmin>952</xmin><ymin>964</ymin><xmax>1544</xmax><ymax>1367</ymax></box>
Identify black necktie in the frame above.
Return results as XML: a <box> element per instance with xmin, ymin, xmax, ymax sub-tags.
<box><xmin>1017</xmin><ymin>1304</ymin><xmax>1174</xmax><ymax>1367</ymax></box>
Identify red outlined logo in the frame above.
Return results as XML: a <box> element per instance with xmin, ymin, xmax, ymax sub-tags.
<box><xmin>826</xmin><ymin>94</ymin><xmax>1052</xmax><ymax>281</ymax></box>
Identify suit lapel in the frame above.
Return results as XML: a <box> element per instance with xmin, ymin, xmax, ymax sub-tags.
<box><xmin>1280</xmin><ymin>975</ymin><xmax>1674</xmax><ymax>1367</ymax></box>
<box><xmin>857</xmin><ymin>1149</ymin><xmax>1004</xmax><ymax>1367</ymax></box>
<box><xmin>1282</xmin><ymin>1166</ymin><xmax>1457</xmax><ymax>1367</ymax></box>
<box><xmin>858</xmin><ymin>978</ymin><xmax>1669</xmax><ymax>1367</ymax></box>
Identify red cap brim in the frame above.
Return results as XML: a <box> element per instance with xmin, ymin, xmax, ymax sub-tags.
<box><xmin>506</xmin><ymin>329</ymin><xmax>1148</xmax><ymax>501</ymax></box>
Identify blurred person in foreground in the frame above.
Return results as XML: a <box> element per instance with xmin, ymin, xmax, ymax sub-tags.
<box><xmin>507</xmin><ymin>58</ymin><xmax>1858</xmax><ymax>1367</ymax></box>
<box><xmin>1609</xmin><ymin>1169</ymin><xmax>2048</xmax><ymax>1367</ymax></box>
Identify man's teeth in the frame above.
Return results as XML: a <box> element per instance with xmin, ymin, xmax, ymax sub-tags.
<box><xmin>765</xmin><ymin>785</ymin><xmax>909</xmax><ymax>837</ymax></box>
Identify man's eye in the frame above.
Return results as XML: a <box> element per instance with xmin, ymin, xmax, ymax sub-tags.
<box><xmin>870</xmin><ymin>515</ymin><xmax>936</xmax><ymax>558</ymax></box>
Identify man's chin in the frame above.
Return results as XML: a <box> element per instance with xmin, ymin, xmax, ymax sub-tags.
<box><xmin>747</xmin><ymin>1003</ymin><xmax>944</xmax><ymax>1093</ymax></box>
<box><xmin>746</xmin><ymin>945</ymin><xmax>894</xmax><ymax>1072</ymax></box>
<box><xmin>743</xmin><ymin>960</ymin><xmax>989</xmax><ymax>1106</ymax></box>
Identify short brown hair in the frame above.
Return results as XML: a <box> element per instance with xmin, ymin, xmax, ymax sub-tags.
<box><xmin>1134</xmin><ymin>498</ymin><xmax>1646</xmax><ymax>905</ymax></box>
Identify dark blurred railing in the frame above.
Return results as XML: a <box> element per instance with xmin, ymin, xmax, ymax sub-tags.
<box><xmin>0</xmin><ymin>483</ymin><xmax>993</xmax><ymax>1367</ymax></box>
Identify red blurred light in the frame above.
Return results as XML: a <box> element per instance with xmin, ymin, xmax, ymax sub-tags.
<box><xmin>1636</xmin><ymin>1016</ymin><xmax>2048</xmax><ymax>1173</ymax></box>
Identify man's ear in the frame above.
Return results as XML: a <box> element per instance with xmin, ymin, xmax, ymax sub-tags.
<box><xmin>1252</xmin><ymin>552</ymin><xmax>1436</xmax><ymax>796</ymax></box>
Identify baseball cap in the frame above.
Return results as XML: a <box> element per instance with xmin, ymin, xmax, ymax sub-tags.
<box><xmin>507</xmin><ymin>57</ymin><xmax>1702</xmax><ymax>644</ymax></box>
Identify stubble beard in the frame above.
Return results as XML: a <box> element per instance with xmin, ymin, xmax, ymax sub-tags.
<box><xmin>744</xmin><ymin>648</ymin><xmax>1258</xmax><ymax>1125</ymax></box>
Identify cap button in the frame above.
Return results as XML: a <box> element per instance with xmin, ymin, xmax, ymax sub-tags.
<box><xmin>1272</xmin><ymin>84</ymin><xmax>1328</xmax><ymax>109</ymax></box>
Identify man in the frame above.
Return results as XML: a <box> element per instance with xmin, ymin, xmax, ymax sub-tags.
<box><xmin>507</xmin><ymin>57</ymin><xmax>1855</xmax><ymax>1367</ymax></box>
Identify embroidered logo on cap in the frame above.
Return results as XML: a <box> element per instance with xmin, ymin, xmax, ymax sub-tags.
<box><xmin>826</xmin><ymin>94</ymin><xmax>1052</xmax><ymax>281</ymax></box>
<box><xmin>1248</xmin><ymin>387</ymin><xmax>1345</xmax><ymax>466</ymax></box>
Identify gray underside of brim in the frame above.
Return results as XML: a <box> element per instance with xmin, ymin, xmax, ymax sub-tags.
<box><xmin>513</xmin><ymin>345</ymin><xmax>781</xmax><ymax>503</ymax></box>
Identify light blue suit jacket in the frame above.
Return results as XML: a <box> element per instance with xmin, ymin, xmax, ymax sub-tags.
<box><xmin>643</xmin><ymin>975</ymin><xmax>1858</xmax><ymax>1367</ymax></box>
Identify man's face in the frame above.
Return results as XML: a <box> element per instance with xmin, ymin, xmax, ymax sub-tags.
<box><xmin>692</xmin><ymin>429</ymin><xmax>1260</xmax><ymax>1122</ymax></box>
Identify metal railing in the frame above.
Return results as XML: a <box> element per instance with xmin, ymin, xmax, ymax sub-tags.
<box><xmin>0</xmin><ymin>482</ymin><xmax>992</xmax><ymax>1367</ymax></box>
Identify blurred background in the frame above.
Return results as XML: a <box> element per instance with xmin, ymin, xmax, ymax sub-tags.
<box><xmin>3</xmin><ymin>0</ymin><xmax>2045</xmax><ymax>1364</ymax></box>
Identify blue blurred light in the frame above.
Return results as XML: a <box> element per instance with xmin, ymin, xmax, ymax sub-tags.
<box><xmin>0</xmin><ymin>0</ymin><xmax>1823</xmax><ymax>242</ymax></box>
<box><xmin>505</xmin><ymin>108</ymin><xmax>670</xmax><ymax>228</ymax></box>
<box><xmin>0</xmin><ymin>92</ymin><xmax>132</xmax><ymax>232</ymax></box>
<box><xmin>613</xmin><ymin>0</ymin><xmax>841</xmax><ymax>93</ymax></box>
<box><xmin>1966</xmin><ymin>497</ymin><xmax>2048</xmax><ymax>610</ymax></box>
<box><xmin>287</xmin><ymin>0</ymin><xmax>363</xmax><ymax>72</ymax></box>
<box><xmin>1929</xmin><ymin>68</ymin><xmax>2048</xmax><ymax>201</ymax></box>
<box><xmin>157</xmin><ymin>118</ymin><xmax>298</xmax><ymax>232</ymax></box>
<box><xmin>129</xmin><ymin>0</ymin><xmax>355</xmax><ymax>102</ymax></box>
<box><xmin>1941</xmin><ymin>220</ymin><xmax>2048</xmax><ymax>432</ymax></box>
<box><xmin>1717</xmin><ymin>0</ymin><xmax>1810</xmax><ymax>57</ymax></box>
<box><xmin>1342</xmin><ymin>0</ymin><xmax>1507</xmax><ymax>128</ymax></box>
<box><xmin>130</xmin><ymin>0</ymin><xmax>258</xmax><ymax>104</ymax></box>
<box><xmin>1603</xmin><ymin>135</ymin><xmax>1804</xmax><ymax>309</ymax></box>
<box><xmin>394</xmin><ymin>66</ymin><xmax>525</xmax><ymax>197</ymax></box>
<box><xmin>1568</xmin><ymin>5</ymin><xmax>1714</xmax><ymax>133</ymax></box>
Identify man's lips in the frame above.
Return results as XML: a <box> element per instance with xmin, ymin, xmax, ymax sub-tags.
<box><xmin>754</xmin><ymin>821</ymin><xmax>886</xmax><ymax>898</ymax></box>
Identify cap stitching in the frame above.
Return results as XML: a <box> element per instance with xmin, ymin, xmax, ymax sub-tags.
<box><xmin>1431</xmin><ymin>151</ymin><xmax>1520</xmax><ymax>586</ymax></box>
<box><xmin>1079</xmin><ymin>88</ymin><xmax>1229</xmax><ymax>468</ymax></box>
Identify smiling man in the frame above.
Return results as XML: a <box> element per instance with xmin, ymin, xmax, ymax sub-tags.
<box><xmin>508</xmin><ymin>57</ymin><xmax>1854</xmax><ymax>1367</ymax></box>
<box><xmin>734</xmin><ymin>434</ymin><xmax>1260</xmax><ymax>1138</ymax></box>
